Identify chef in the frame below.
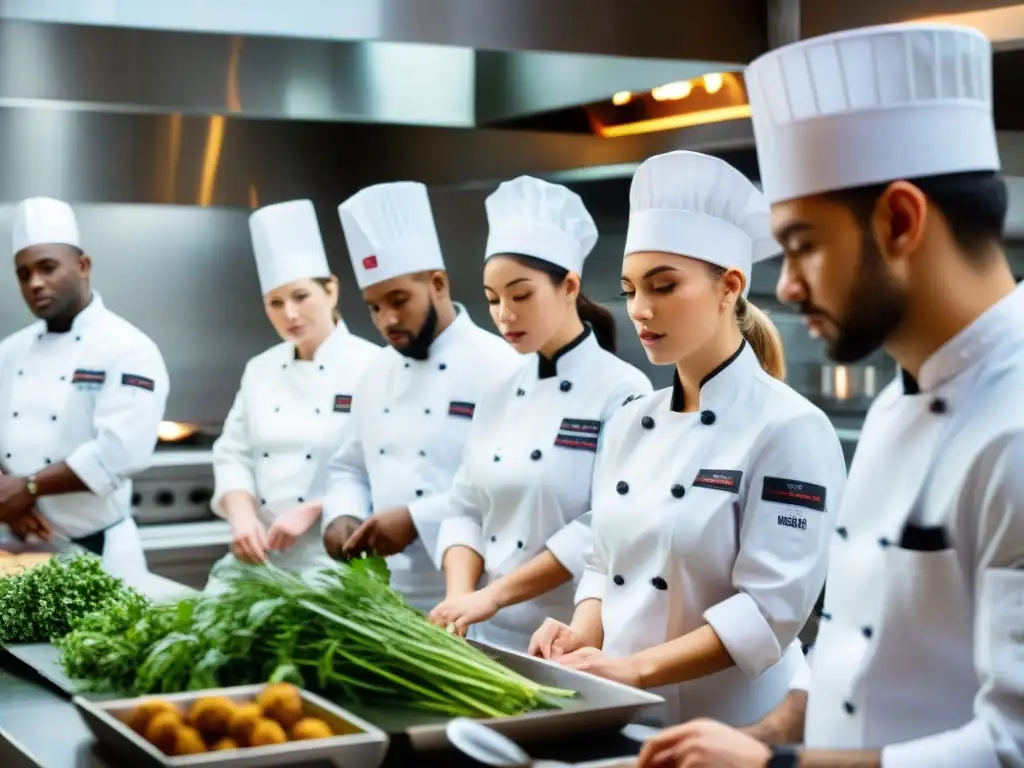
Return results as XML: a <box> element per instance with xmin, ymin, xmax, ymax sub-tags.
<box><xmin>206</xmin><ymin>200</ymin><xmax>380</xmax><ymax>587</ymax></box>
<box><xmin>321</xmin><ymin>180</ymin><xmax>520</xmax><ymax>612</ymax></box>
<box><xmin>426</xmin><ymin>176</ymin><xmax>652</xmax><ymax>651</ymax></box>
<box><xmin>529</xmin><ymin>151</ymin><xmax>847</xmax><ymax>728</ymax></box>
<box><xmin>0</xmin><ymin>197</ymin><xmax>169</xmax><ymax>578</ymax></box>
<box><xmin>638</xmin><ymin>21</ymin><xmax>1024</xmax><ymax>768</ymax></box>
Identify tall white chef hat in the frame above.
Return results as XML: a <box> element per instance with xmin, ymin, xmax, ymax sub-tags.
<box><xmin>746</xmin><ymin>22</ymin><xmax>998</xmax><ymax>205</ymax></box>
<box><xmin>625</xmin><ymin>151</ymin><xmax>778</xmax><ymax>296</ymax></box>
<box><xmin>12</xmin><ymin>197</ymin><xmax>81</xmax><ymax>257</ymax></box>
<box><xmin>484</xmin><ymin>176</ymin><xmax>598</xmax><ymax>274</ymax></box>
<box><xmin>248</xmin><ymin>199</ymin><xmax>331</xmax><ymax>295</ymax></box>
<box><xmin>338</xmin><ymin>181</ymin><xmax>445</xmax><ymax>290</ymax></box>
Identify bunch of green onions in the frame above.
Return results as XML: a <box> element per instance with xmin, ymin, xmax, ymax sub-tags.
<box><xmin>58</xmin><ymin>555</ymin><xmax>576</xmax><ymax>718</ymax></box>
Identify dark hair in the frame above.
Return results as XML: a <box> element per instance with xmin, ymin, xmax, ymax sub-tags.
<box><xmin>824</xmin><ymin>171</ymin><xmax>1008</xmax><ymax>263</ymax></box>
<box><xmin>706</xmin><ymin>265</ymin><xmax>786</xmax><ymax>381</ymax></box>
<box><xmin>502</xmin><ymin>254</ymin><xmax>617</xmax><ymax>353</ymax></box>
<box><xmin>312</xmin><ymin>276</ymin><xmax>341</xmax><ymax>323</ymax></box>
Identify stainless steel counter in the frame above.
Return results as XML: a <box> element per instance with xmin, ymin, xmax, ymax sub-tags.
<box><xmin>0</xmin><ymin>569</ymin><xmax>644</xmax><ymax>767</ymax></box>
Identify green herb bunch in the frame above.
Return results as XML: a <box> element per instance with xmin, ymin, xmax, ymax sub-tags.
<box><xmin>58</xmin><ymin>554</ymin><xmax>576</xmax><ymax>717</ymax></box>
<box><xmin>0</xmin><ymin>554</ymin><xmax>136</xmax><ymax>644</ymax></box>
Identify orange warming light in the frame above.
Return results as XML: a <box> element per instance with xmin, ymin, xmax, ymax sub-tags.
<box><xmin>612</xmin><ymin>91</ymin><xmax>632</xmax><ymax>106</ymax></box>
<box><xmin>651</xmin><ymin>81</ymin><xmax>693</xmax><ymax>101</ymax></box>
<box><xmin>596</xmin><ymin>104</ymin><xmax>752</xmax><ymax>138</ymax></box>
<box><xmin>703</xmin><ymin>73</ymin><xmax>724</xmax><ymax>94</ymax></box>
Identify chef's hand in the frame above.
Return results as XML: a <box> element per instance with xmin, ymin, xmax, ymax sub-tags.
<box><xmin>429</xmin><ymin>586</ymin><xmax>501</xmax><ymax>637</ymax></box>
<box><xmin>557</xmin><ymin>647</ymin><xmax>642</xmax><ymax>688</ymax></box>
<box><xmin>0</xmin><ymin>476</ymin><xmax>34</xmax><ymax>523</ymax></box>
<box><xmin>636</xmin><ymin>718</ymin><xmax>772</xmax><ymax>768</ymax></box>
<box><xmin>229</xmin><ymin>509</ymin><xmax>268</xmax><ymax>564</ymax></box>
<box><xmin>342</xmin><ymin>506</ymin><xmax>418</xmax><ymax>557</ymax></box>
<box><xmin>323</xmin><ymin>515</ymin><xmax>362</xmax><ymax>560</ymax></box>
<box><xmin>267</xmin><ymin>502</ymin><xmax>322</xmax><ymax>552</ymax></box>
<box><xmin>528</xmin><ymin>618</ymin><xmax>586</xmax><ymax>660</ymax></box>
<box><xmin>7</xmin><ymin>508</ymin><xmax>53</xmax><ymax>541</ymax></box>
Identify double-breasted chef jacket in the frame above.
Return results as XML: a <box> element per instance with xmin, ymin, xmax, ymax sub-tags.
<box><xmin>209</xmin><ymin>322</ymin><xmax>381</xmax><ymax>580</ymax></box>
<box><xmin>0</xmin><ymin>293</ymin><xmax>169</xmax><ymax>578</ymax></box>
<box><xmin>322</xmin><ymin>306</ymin><xmax>521</xmax><ymax>613</ymax></box>
<box><xmin>576</xmin><ymin>340</ymin><xmax>847</xmax><ymax>727</ymax></box>
<box><xmin>434</xmin><ymin>327</ymin><xmax>652</xmax><ymax>652</ymax></box>
<box><xmin>793</xmin><ymin>287</ymin><xmax>1024</xmax><ymax>767</ymax></box>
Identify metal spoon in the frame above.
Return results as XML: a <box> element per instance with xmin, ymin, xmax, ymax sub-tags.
<box><xmin>446</xmin><ymin>718</ymin><xmax>569</xmax><ymax>767</ymax></box>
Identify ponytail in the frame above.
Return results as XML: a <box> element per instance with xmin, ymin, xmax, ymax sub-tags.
<box><xmin>736</xmin><ymin>296</ymin><xmax>786</xmax><ymax>381</ymax></box>
<box><xmin>576</xmin><ymin>293</ymin><xmax>617</xmax><ymax>353</ymax></box>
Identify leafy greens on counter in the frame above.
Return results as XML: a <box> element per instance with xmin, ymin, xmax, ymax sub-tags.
<box><xmin>57</xmin><ymin>554</ymin><xmax>576</xmax><ymax>718</ymax></box>
<box><xmin>0</xmin><ymin>554</ymin><xmax>135</xmax><ymax>644</ymax></box>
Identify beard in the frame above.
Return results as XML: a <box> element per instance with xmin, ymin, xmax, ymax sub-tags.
<box><xmin>393</xmin><ymin>301</ymin><xmax>439</xmax><ymax>361</ymax></box>
<box><xmin>808</xmin><ymin>235</ymin><xmax>908</xmax><ymax>364</ymax></box>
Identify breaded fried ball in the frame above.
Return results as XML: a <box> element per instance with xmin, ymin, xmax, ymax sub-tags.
<box><xmin>143</xmin><ymin>710</ymin><xmax>184</xmax><ymax>754</ymax></box>
<box><xmin>187</xmin><ymin>696</ymin><xmax>237</xmax><ymax>741</ymax></box>
<box><xmin>169</xmin><ymin>725</ymin><xmax>207</xmax><ymax>755</ymax></box>
<box><xmin>290</xmin><ymin>717</ymin><xmax>333</xmax><ymax>740</ymax></box>
<box><xmin>256</xmin><ymin>683</ymin><xmax>303</xmax><ymax>729</ymax></box>
<box><xmin>228</xmin><ymin>702</ymin><xmax>263</xmax><ymax>746</ymax></box>
<box><xmin>210</xmin><ymin>737</ymin><xmax>238</xmax><ymax>751</ymax></box>
<box><xmin>249</xmin><ymin>718</ymin><xmax>288</xmax><ymax>747</ymax></box>
<box><xmin>127</xmin><ymin>699</ymin><xmax>179</xmax><ymax>734</ymax></box>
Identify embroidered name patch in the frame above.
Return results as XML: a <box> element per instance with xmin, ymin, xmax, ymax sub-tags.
<box><xmin>692</xmin><ymin>469</ymin><xmax>742</xmax><ymax>494</ymax></box>
<box><xmin>333</xmin><ymin>394</ymin><xmax>353</xmax><ymax>414</ymax></box>
<box><xmin>121</xmin><ymin>373</ymin><xmax>155</xmax><ymax>392</ymax></box>
<box><xmin>761</xmin><ymin>476</ymin><xmax>826</xmax><ymax>512</ymax></box>
<box><xmin>554</xmin><ymin>418</ymin><xmax>601</xmax><ymax>452</ymax></box>
<box><xmin>71</xmin><ymin>369</ymin><xmax>106</xmax><ymax>386</ymax></box>
<box><xmin>448</xmin><ymin>401</ymin><xmax>476</xmax><ymax>419</ymax></box>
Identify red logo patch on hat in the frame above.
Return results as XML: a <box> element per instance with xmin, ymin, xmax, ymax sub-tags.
<box><xmin>362</xmin><ymin>255</ymin><xmax>378</xmax><ymax>270</ymax></box>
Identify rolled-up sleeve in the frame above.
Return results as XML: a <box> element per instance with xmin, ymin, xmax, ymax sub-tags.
<box><xmin>210</xmin><ymin>372</ymin><xmax>256</xmax><ymax>515</ymax></box>
<box><xmin>882</xmin><ymin>432</ymin><xmax>1024</xmax><ymax>768</ymax></box>
<box><xmin>557</xmin><ymin>374</ymin><xmax>654</xmax><ymax>582</ymax></box>
<box><xmin>433</xmin><ymin>459</ymin><xmax>487</xmax><ymax>567</ymax></box>
<box><xmin>65</xmin><ymin>339</ymin><xmax>169</xmax><ymax>497</ymax></box>
<box><xmin>321</xmin><ymin>427</ymin><xmax>372</xmax><ymax>529</ymax></box>
<box><xmin>703</xmin><ymin>412</ymin><xmax>846</xmax><ymax>679</ymax></box>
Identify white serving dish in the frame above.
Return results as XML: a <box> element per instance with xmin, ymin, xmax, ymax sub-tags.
<box><xmin>72</xmin><ymin>684</ymin><xmax>389</xmax><ymax>767</ymax></box>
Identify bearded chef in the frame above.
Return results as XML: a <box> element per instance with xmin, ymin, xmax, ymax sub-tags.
<box><xmin>0</xmin><ymin>197</ymin><xmax>169</xmax><ymax>578</ymax></box>
<box><xmin>206</xmin><ymin>200</ymin><xmax>380</xmax><ymax>587</ymax></box>
<box><xmin>426</xmin><ymin>176</ymin><xmax>652</xmax><ymax>651</ymax></box>
<box><xmin>321</xmin><ymin>181</ymin><xmax>520</xmax><ymax>612</ymax></box>
<box><xmin>529</xmin><ymin>151</ymin><xmax>847</xmax><ymax>729</ymax></box>
<box><xmin>637</xmin><ymin>22</ymin><xmax>1024</xmax><ymax>768</ymax></box>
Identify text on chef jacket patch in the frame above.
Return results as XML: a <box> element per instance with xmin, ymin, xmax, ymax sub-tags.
<box><xmin>72</xmin><ymin>368</ymin><xmax>106</xmax><ymax>390</ymax></box>
<box><xmin>761</xmin><ymin>476</ymin><xmax>826</xmax><ymax>530</ymax></box>
<box><xmin>692</xmin><ymin>469</ymin><xmax>743</xmax><ymax>493</ymax></box>
<box><xmin>121</xmin><ymin>373</ymin><xmax>155</xmax><ymax>392</ymax></box>
<box><xmin>448</xmin><ymin>401</ymin><xmax>476</xmax><ymax>419</ymax></box>
<box><xmin>333</xmin><ymin>394</ymin><xmax>353</xmax><ymax>413</ymax></box>
<box><xmin>554</xmin><ymin>418</ymin><xmax>602</xmax><ymax>452</ymax></box>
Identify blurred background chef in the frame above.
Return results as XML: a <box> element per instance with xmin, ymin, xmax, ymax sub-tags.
<box><xmin>321</xmin><ymin>181</ymin><xmax>520</xmax><ymax>613</ymax></box>
<box><xmin>643</xmin><ymin>22</ymin><xmax>1024</xmax><ymax>768</ymax></box>
<box><xmin>207</xmin><ymin>200</ymin><xmax>380</xmax><ymax>587</ymax></box>
<box><xmin>529</xmin><ymin>151</ymin><xmax>846</xmax><ymax>728</ymax></box>
<box><xmin>428</xmin><ymin>176</ymin><xmax>652</xmax><ymax>651</ymax></box>
<box><xmin>0</xmin><ymin>197</ymin><xmax>169</xmax><ymax>578</ymax></box>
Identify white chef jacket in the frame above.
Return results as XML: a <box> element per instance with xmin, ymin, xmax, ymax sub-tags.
<box><xmin>434</xmin><ymin>328</ymin><xmax>652</xmax><ymax>652</ymax></box>
<box><xmin>577</xmin><ymin>340</ymin><xmax>846</xmax><ymax>727</ymax></box>
<box><xmin>208</xmin><ymin>322</ymin><xmax>381</xmax><ymax>583</ymax></box>
<box><xmin>800</xmin><ymin>287</ymin><xmax>1024</xmax><ymax>768</ymax></box>
<box><xmin>322</xmin><ymin>306</ymin><xmax>521</xmax><ymax>612</ymax></box>
<box><xmin>0</xmin><ymin>293</ymin><xmax>169</xmax><ymax>578</ymax></box>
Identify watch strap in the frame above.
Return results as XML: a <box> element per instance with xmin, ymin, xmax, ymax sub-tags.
<box><xmin>767</xmin><ymin>745</ymin><xmax>800</xmax><ymax>768</ymax></box>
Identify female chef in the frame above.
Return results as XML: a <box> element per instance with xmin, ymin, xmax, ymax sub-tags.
<box><xmin>427</xmin><ymin>175</ymin><xmax>652</xmax><ymax>651</ymax></box>
<box><xmin>528</xmin><ymin>151</ymin><xmax>847</xmax><ymax>727</ymax></box>
<box><xmin>208</xmin><ymin>199</ymin><xmax>380</xmax><ymax>586</ymax></box>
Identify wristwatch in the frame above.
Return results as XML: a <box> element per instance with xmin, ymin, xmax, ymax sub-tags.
<box><xmin>767</xmin><ymin>745</ymin><xmax>801</xmax><ymax>767</ymax></box>
<box><xmin>25</xmin><ymin>475</ymin><xmax>38</xmax><ymax>496</ymax></box>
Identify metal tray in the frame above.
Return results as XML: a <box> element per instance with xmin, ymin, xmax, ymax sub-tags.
<box><xmin>72</xmin><ymin>684</ymin><xmax>389</xmax><ymax>768</ymax></box>
<box><xmin>350</xmin><ymin>641</ymin><xmax>663</xmax><ymax>751</ymax></box>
